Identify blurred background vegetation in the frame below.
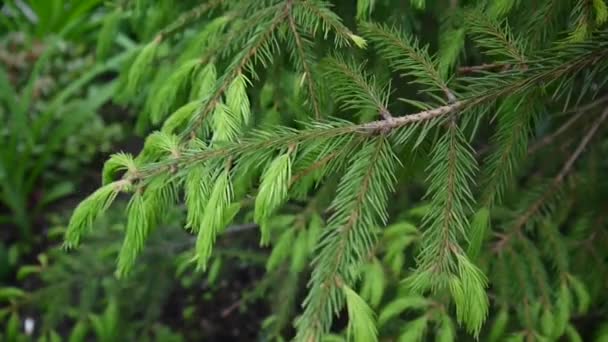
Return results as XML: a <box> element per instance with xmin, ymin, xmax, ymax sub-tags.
<box><xmin>0</xmin><ymin>1</ymin><xmax>274</xmax><ymax>340</ymax></box>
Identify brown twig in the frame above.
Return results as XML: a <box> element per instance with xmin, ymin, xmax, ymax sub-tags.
<box><xmin>287</xmin><ymin>1</ymin><xmax>322</xmax><ymax>119</ymax></box>
<box><xmin>494</xmin><ymin>106</ymin><xmax>608</xmax><ymax>253</ymax></box>
<box><xmin>528</xmin><ymin>94</ymin><xmax>608</xmax><ymax>154</ymax></box>
<box><xmin>457</xmin><ymin>63</ymin><xmax>512</xmax><ymax>75</ymax></box>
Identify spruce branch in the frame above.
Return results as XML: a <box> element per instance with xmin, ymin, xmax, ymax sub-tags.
<box><xmin>131</xmin><ymin>101</ymin><xmax>463</xmax><ymax>184</ymax></box>
<box><xmin>495</xmin><ymin>106</ymin><xmax>608</xmax><ymax>252</ymax></box>
<box><xmin>528</xmin><ymin>94</ymin><xmax>608</xmax><ymax>154</ymax></box>
<box><xmin>360</xmin><ymin>22</ymin><xmax>456</xmax><ymax>102</ymax></box>
<box><xmin>481</xmin><ymin>95</ymin><xmax>537</xmax><ymax>207</ymax></box>
<box><xmin>155</xmin><ymin>0</ymin><xmax>225</xmax><ymax>42</ymax></box>
<box><xmin>287</xmin><ymin>4</ymin><xmax>322</xmax><ymax>119</ymax></box>
<box><xmin>295</xmin><ymin>136</ymin><xmax>398</xmax><ymax>341</ymax></box>
<box><xmin>466</xmin><ymin>10</ymin><xmax>527</xmax><ymax>64</ymax></box>
<box><xmin>183</xmin><ymin>1</ymin><xmax>291</xmax><ymax>138</ymax></box>
<box><xmin>296</xmin><ymin>0</ymin><xmax>364</xmax><ymax>47</ymax></box>
<box><xmin>322</xmin><ymin>56</ymin><xmax>393</xmax><ymax>119</ymax></box>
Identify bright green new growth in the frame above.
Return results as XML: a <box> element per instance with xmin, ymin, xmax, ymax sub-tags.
<box><xmin>467</xmin><ymin>207</ymin><xmax>490</xmax><ymax>260</ymax></box>
<box><xmin>184</xmin><ymin>163</ymin><xmax>212</xmax><ymax>233</ymax></box>
<box><xmin>255</xmin><ymin>152</ymin><xmax>292</xmax><ymax>244</ymax></box>
<box><xmin>377</xmin><ymin>296</ymin><xmax>431</xmax><ymax>326</ymax></box>
<box><xmin>117</xmin><ymin>192</ymin><xmax>148</xmax><ymax>277</ymax></box>
<box><xmin>343</xmin><ymin>284</ymin><xmax>378</xmax><ymax>342</ymax></box>
<box><xmin>97</xmin><ymin>8</ymin><xmax>122</xmax><ymax>60</ymax></box>
<box><xmin>162</xmin><ymin>100</ymin><xmax>201</xmax><ymax>133</ymax></box>
<box><xmin>150</xmin><ymin>59</ymin><xmax>201</xmax><ymax>124</ymax></box>
<box><xmin>101</xmin><ymin>152</ymin><xmax>137</xmax><ymax>186</ymax></box>
<box><xmin>196</xmin><ymin>169</ymin><xmax>232</xmax><ymax>270</ymax></box>
<box><xmin>117</xmin><ymin>174</ymin><xmax>177</xmax><ymax>277</ymax></box>
<box><xmin>64</xmin><ymin>181</ymin><xmax>124</xmax><ymax>249</ymax></box>
<box><xmin>125</xmin><ymin>40</ymin><xmax>160</xmax><ymax>97</ymax></box>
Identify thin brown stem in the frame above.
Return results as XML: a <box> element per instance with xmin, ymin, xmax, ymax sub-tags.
<box><xmin>528</xmin><ymin>94</ymin><xmax>608</xmax><ymax>154</ymax></box>
<box><xmin>287</xmin><ymin>5</ymin><xmax>322</xmax><ymax>119</ymax></box>
<box><xmin>457</xmin><ymin>63</ymin><xmax>512</xmax><ymax>75</ymax></box>
<box><xmin>495</xmin><ymin>106</ymin><xmax>608</xmax><ymax>253</ymax></box>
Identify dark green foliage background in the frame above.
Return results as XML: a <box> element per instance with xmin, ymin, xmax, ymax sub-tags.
<box><xmin>2</xmin><ymin>0</ymin><xmax>608</xmax><ymax>341</ymax></box>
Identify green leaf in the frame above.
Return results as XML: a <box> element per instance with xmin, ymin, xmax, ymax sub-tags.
<box><xmin>452</xmin><ymin>254</ymin><xmax>489</xmax><ymax>337</ymax></box>
<box><xmin>569</xmin><ymin>275</ymin><xmax>590</xmax><ymax>314</ymax></box>
<box><xmin>594</xmin><ymin>0</ymin><xmax>608</xmax><ymax>24</ymax></box>
<box><xmin>192</xmin><ymin>63</ymin><xmax>217</xmax><ymax>99</ymax></box>
<box><xmin>7</xmin><ymin>312</ymin><xmax>19</xmax><ymax>341</ymax></box>
<box><xmin>360</xmin><ymin>22</ymin><xmax>450</xmax><ymax>99</ymax></box>
<box><xmin>360</xmin><ymin>258</ymin><xmax>385</xmax><ymax>308</ymax></box>
<box><xmin>356</xmin><ymin>0</ymin><xmax>375</xmax><ymax>19</ymax></box>
<box><xmin>126</xmin><ymin>39</ymin><xmax>160</xmax><ymax>96</ymax></box>
<box><xmin>397</xmin><ymin>315</ymin><xmax>428</xmax><ymax>342</ymax></box>
<box><xmin>378</xmin><ymin>296</ymin><xmax>431</xmax><ymax>326</ymax></box>
<box><xmin>565</xmin><ymin>324</ymin><xmax>583</xmax><ymax>342</ymax></box>
<box><xmin>343</xmin><ymin>285</ymin><xmax>378</xmax><ymax>342</ymax></box>
<box><xmin>0</xmin><ymin>287</ymin><xmax>26</xmax><ymax>301</ymax></box>
<box><xmin>541</xmin><ymin>308</ymin><xmax>555</xmax><ymax>338</ymax></box>
<box><xmin>162</xmin><ymin>100</ymin><xmax>201</xmax><ymax>134</ymax></box>
<box><xmin>226</xmin><ymin>73</ymin><xmax>251</xmax><ymax>126</ymax></box>
<box><xmin>211</xmin><ymin>103</ymin><xmax>241</xmax><ymax>143</ymax></box>
<box><xmin>96</xmin><ymin>8</ymin><xmax>122</xmax><ymax>59</ymax></box>
<box><xmin>266</xmin><ymin>228</ymin><xmax>296</xmax><ymax>271</ymax></box>
<box><xmin>117</xmin><ymin>192</ymin><xmax>149</xmax><ymax>277</ymax></box>
<box><xmin>207</xmin><ymin>258</ymin><xmax>222</xmax><ymax>285</ymax></box>
<box><xmin>68</xmin><ymin>320</ymin><xmax>88</xmax><ymax>342</ymax></box>
<box><xmin>150</xmin><ymin>59</ymin><xmax>202</xmax><ymax>125</ymax></box>
<box><xmin>438</xmin><ymin>26</ymin><xmax>465</xmax><ymax>78</ymax></box>
<box><xmin>488</xmin><ymin>0</ymin><xmax>519</xmax><ymax>18</ymax></box>
<box><xmin>411</xmin><ymin>0</ymin><xmax>425</xmax><ymax>10</ymax></box>
<box><xmin>436</xmin><ymin>314</ymin><xmax>456</xmax><ymax>342</ymax></box>
<box><xmin>307</xmin><ymin>213</ymin><xmax>323</xmax><ymax>253</ymax></box>
<box><xmin>554</xmin><ymin>282</ymin><xmax>572</xmax><ymax>337</ymax></box>
<box><xmin>488</xmin><ymin>308</ymin><xmax>509</xmax><ymax>342</ymax></box>
<box><xmin>290</xmin><ymin>230</ymin><xmax>309</xmax><ymax>272</ymax></box>
<box><xmin>16</xmin><ymin>265</ymin><xmax>41</xmax><ymax>280</ymax></box>
<box><xmin>467</xmin><ymin>207</ymin><xmax>490</xmax><ymax>260</ymax></box>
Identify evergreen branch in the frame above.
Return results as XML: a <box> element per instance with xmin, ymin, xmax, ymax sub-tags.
<box><xmin>183</xmin><ymin>2</ymin><xmax>291</xmax><ymax>138</ymax></box>
<box><xmin>135</xmin><ymin>101</ymin><xmax>462</xmax><ymax>181</ymax></box>
<box><xmin>210</xmin><ymin>3</ymin><xmax>284</xmax><ymax>62</ymax></box>
<box><xmin>416</xmin><ymin>120</ymin><xmax>477</xmax><ymax>275</ymax></box>
<box><xmin>295</xmin><ymin>136</ymin><xmax>398</xmax><ymax>341</ymax></box>
<box><xmin>555</xmin><ymin>107</ymin><xmax>608</xmax><ymax>182</ymax></box>
<box><xmin>466</xmin><ymin>11</ymin><xmax>527</xmax><ymax>64</ymax></box>
<box><xmin>360</xmin><ymin>22</ymin><xmax>456</xmax><ymax>102</ymax></box>
<box><xmin>296</xmin><ymin>0</ymin><xmax>364</xmax><ymax>47</ymax></box>
<box><xmin>322</xmin><ymin>56</ymin><xmax>392</xmax><ymax>119</ymax></box>
<box><xmin>482</xmin><ymin>95</ymin><xmax>537</xmax><ymax>207</ymax></box>
<box><xmin>287</xmin><ymin>6</ymin><xmax>322</xmax><ymax>119</ymax></box>
<box><xmin>528</xmin><ymin>94</ymin><xmax>608</xmax><ymax>154</ymax></box>
<box><xmin>119</xmin><ymin>39</ymin><xmax>608</xmax><ymax>190</ymax></box>
<box><xmin>495</xmin><ymin>106</ymin><xmax>608</xmax><ymax>252</ymax></box>
<box><xmin>289</xmin><ymin>150</ymin><xmax>339</xmax><ymax>186</ymax></box>
<box><xmin>156</xmin><ymin>0</ymin><xmax>225</xmax><ymax>41</ymax></box>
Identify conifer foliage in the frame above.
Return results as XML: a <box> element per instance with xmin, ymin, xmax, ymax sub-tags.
<box><xmin>68</xmin><ymin>0</ymin><xmax>608</xmax><ymax>340</ymax></box>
